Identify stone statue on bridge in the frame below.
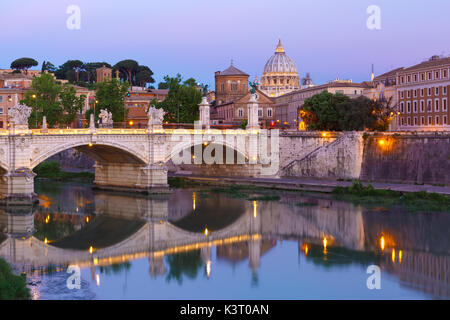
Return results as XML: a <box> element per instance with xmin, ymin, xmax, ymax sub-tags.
<box><xmin>9</xmin><ymin>95</ymin><xmax>32</xmax><ymax>129</ymax></box>
<box><xmin>99</xmin><ymin>109</ymin><xmax>113</xmax><ymax>128</ymax></box>
<box><xmin>147</xmin><ymin>106</ymin><xmax>166</xmax><ymax>131</ymax></box>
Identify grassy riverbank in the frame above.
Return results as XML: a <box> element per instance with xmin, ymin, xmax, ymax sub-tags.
<box><xmin>170</xmin><ymin>176</ymin><xmax>450</xmax><ymax>212</ymax></box>
<box><xmin>0</xmin><ymin>258</ymin><xmax>30</xmax><ymax>300</ymax></box>
<box><xmin>333</xmin><ymin>181</ymin><xmax>450</xmax><ymax>212</ymax></box>
<box><xmin>34</xmin><ymin>161</ymin><xmax>94</xmax><ymax>182</ymax></box>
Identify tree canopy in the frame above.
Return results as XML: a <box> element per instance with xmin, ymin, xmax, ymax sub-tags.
<box><xmin>41</xmin><ymin>61</ymin><xmax>57</xmax><ymax>73</ymax></box>
<box><xmin>155</xmin><ymin>74</ymin><xmax>202</xmax><ymax>123</ymax></box>
<box><xmin>21</xmin><ymin>73</ymin><xmax>85</xmax><ymax>128</ymax></box>
<box><xmin>85</xmin><ymin>79</ymin><xmax>130</xmax><ymax>123</ymax></box>
<box><xmin>113</xmin><ymin>60</ymin><xmax>155</xmax><ymax>87</ymax></box>
<box><xmin>301</xmin><ymin>91</ymin><xmax>393</xmax><ymax>131</ymax></box>
<box><xmin>10</xmin><ymin>57</ymin><xmax>38</xmax><ymax>74</ymax></box>
<box><xmin>53</xmin><ymin>59</ymin><xmax>154</xmax><ymax>88</ymax></box>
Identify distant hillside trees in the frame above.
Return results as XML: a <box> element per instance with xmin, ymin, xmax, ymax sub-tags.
<box><xmin>10</xmin><ymin>57</ymin><xmax>38</xmax><ymax>74</ymax></box>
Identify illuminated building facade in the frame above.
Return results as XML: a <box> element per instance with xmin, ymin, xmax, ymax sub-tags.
<box><xmin>396</xmin><ymin>56</ymin><xmax>450</xmax><ymax>131</ymax></box>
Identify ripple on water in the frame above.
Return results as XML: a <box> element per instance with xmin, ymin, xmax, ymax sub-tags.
<box><xmin>28</xmin><ymin>272</ymin><xmax>96</xmax><ymax>300</ymax></box>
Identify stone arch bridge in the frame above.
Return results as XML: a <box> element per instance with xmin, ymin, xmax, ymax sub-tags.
<box><xmin>0</xmin><ymin>126</ymin><xmax>279</xmax><ymax>205</ymax></box>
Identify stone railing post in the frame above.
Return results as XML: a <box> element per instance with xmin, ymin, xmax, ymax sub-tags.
<box><xmin>199</xmin><ymin>97</ymin><xmax>210</xmax><ymax>130</ymax></box>
<box><xmin>246</xmin><ymin>93</ymin><xmax>260</xmax><ymax>130</ymax></box>
<box><xmin>89</xmin><ymin>113</ymin><xmax>97</xmax><ymax>133</ymax></box>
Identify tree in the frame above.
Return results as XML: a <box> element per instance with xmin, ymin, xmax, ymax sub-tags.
<box><xmin>10</xmin><ymin>57</ymin><xmax>38</xmax><ymax>74</ymax></box>
<box><xmin>135</xmin><ymin>65</ymin><xmax>155</xmax><ymax>87</ymax></box>
<box><xmin>21</xmin><ymin>73</ymin><xmax>85</xmax><ymax>128</ymax></box>
<box><xmin>22</xmin><ymin>73</ymin><xmax>62</xmax><ymax>128</ymax></box>
<box><xmin>54</xmin><ymin>60</ymin><xmax>84</xmax><ymax>82</ymax></box>
<box><xmin>156</xmin><ymin>74</ymin><xmax>202</xmax><ymax>123</ymax></box>
<box><xmin>86</xmin><ymin>79</ymin><xmax>130</xmax><ymax>123</ymax></box>
<box><xmin>158</xmin><ymin>82</ymin><xmax>169</xmax><ymax>89</ymax></box>
<box><xmin>301</xmin><ymin>91</ymin><xmax>393</xmax><ymax>132</ymax></box>
<box><xmin>59</xmin><ymin>84</ymin><xmax>85</xmax><ymax>127</ymax></box>
<box><xmin>113</xmin><ymin>60</ymin><xmax>139</xmax><ymax>84</ymax></box>
<box><xmin>302</xmin><ymin>91</ymin><xmax>349</xmax><ymax>131</ymax></box>
<box><xmin>41</xmin><ymin>61</ymin><xmax>57</xmax><ymax>73</ymax></box>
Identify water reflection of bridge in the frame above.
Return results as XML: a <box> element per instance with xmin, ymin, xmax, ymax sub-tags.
<box><xmin>1</xmin><ymin>188</ymin><xmax>449</xmax><ymax>298</ymax></box>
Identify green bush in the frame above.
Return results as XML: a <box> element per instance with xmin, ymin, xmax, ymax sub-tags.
<box><xmin>0</xmin><ymin>258</ymin><xmax>30</xmax><ymax>300</ymax></box>
<box><xmin>34</xmin><ymin>161</ymin><xmax>94</xmax><ymax>181</ymax></box>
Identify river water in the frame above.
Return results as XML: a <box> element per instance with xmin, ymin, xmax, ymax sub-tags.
<box><xmin>0</xmin><ymin>181</ymin><xmax>449</xmax><ymax>300</ymax></box>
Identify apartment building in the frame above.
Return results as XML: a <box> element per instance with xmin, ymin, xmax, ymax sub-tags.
<box><xmin>396</xmin><ymin>56</ymin><xmax>450</xmax><ymax>131</ymax></box>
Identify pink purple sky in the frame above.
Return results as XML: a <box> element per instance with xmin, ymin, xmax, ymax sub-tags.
<box><xmin>1</xmin><ymin>0</ymin><xmax>450</xmax><ymax>87</ymax></box>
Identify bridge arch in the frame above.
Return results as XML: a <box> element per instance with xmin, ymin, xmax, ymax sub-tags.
<box><xmin>31</xmin><ymin>141</ymin><xmax>148</xmax><ymax>169</ymax></box>
<box><xmin>164</xmin><ymin>140</ymin><xmax>249</xmax><ymax>165</ymax></box>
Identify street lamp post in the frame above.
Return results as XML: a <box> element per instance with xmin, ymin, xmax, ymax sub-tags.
<box><xmin>32</xmin><ymin>94</ymin><xmax>37</xmax><ymax>128</ymax></box>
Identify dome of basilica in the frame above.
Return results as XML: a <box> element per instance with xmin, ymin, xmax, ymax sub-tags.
<box><xmin>259</xmin><ymin>39</ymin><xmax>300</xmax><ymax>98</ymax></box>
<box><xmin>263</xmin><ymin>39</ymin><xmax>298</xmax><ymax>74</ymax></box>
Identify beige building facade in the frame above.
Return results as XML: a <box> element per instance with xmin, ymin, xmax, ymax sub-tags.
<box><xmin>395</xmin><ymin>56</ymin><xmax>450</xmax><ymax>131</ymax></box>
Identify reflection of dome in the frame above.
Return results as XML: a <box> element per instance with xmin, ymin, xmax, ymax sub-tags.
<box><xmin>260</xmin><ymin>39</ymin><xmax>300</xmax><ymax>98</ymax></box>
<box><xmin>263</xmin><ymin>40</ymin><xmax>298</xmax><ymax>74</ymax></box>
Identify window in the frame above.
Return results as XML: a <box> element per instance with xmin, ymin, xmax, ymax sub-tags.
<box><xmin>436</xmin><ymin>116</ymin><xmax>440</xmax><ymax>125</ymax></box>
<box><xmin>420</xmin><ymin>101</ymin><xmax>425</xmax><ymax>112</ymax></box>
<box><xmin>407</xmin><ymin>91</ymin><xmax>411</xmax><ymax>98</ymax></box>
<box><xmin>444</xmin><ymin>70</ymin><xmax>448</xmax><ymax>78</ymax></box>
<box><xmin>400</xmin><ymin>102</ymin><xmax>404</xmax><ymax>113</ymax></box>
<box><xmin>414</xmin><ymin>90</ymin><xmax>417</xmax><ymax>97</ymax></box>
<box><xmin>428</xmin><ymin>72</ymin><xmax>432</xmax><ymax>80</ymax></box>
<box><xmin>220</xmin><ymin>83</ymin><xmax>224</xmax><ymax>92</ymax></box>
<box><xmin>421</xmin><ymin>73</ymin><xmax>425</xmax><ymax>81</ymax></box>
<box><xmin>267</xmin><ymin>108</ymin><xmax>273</xmax><ymax>117</ymax></box>
<box><xmin>421</xmin><ymin>116</ymin><xmax>425</xmax><ymax>125</ymax></box>
<box><xmin>413</xmin><ymin>101</ymin><xmax>418</xmax><ymax>113</ymax></box>
<box><xmin>258</xmin><ymin>109</ymin><xmax>263</xmax><ymax>117</ymax></box>
<box><xmin>231</xmin><ymin>82</ymin><xmax>238</xmax><ymax>91</ymax></box>
<box><xmin>401</xmin><ymin>118</ymin><xmax>405</xmax><ymax>125</ymax></box>
<box><xmin>0</xmin><ymin>96</ymin><xmax>3</xmax><ymax>103</ymax></box>
<box><xmin>427</xmin><ymin>100</ymin><xmax>432</xmax><ymax>112</ymax></box>
<box><xmin>421</xmin><ymin>89</ymin><xmax>424</xmax><ymax>97</ymax></box>
<box><xmin>428</xmin><ymin>88</ymin><xmax>432</xmax><ymax>96</ymax></box>
<box><xmin>428</xmin><ymin>116</ymin><xmax>432</xmax><ymax>125</ymax></box>
<box><xmin>436</xmin><ymin>87</ymin><xmax>439</xmax><ymax>95</ymax></box>
<box><xmin>444</xmin><ymin>115</ymin><xmax>448</xmax><ymax>125</ymax></box>
<box><xmin>400</xmin><ymin>91</ymin><xmax>404</xmax><ymax>99</ymax></box>
<box><xmin>414</xmin><ymin>117</ymin><xmax>418</xmax><ymax>125</ymax></box>
<box><xmin>435</xmin><ymin>99</ymin><xmax>440</xmax><ymax>112</ymax></box>
<box><xmin>237</xmin><ymin>108</ymin><xmax>244</xmax><ymax>118</ymax></box>
<box><xmin>414</xmin><ymin>74</ymin><xmax>418</xmax><ymax>82</ymax></box>
<box><xmin>443</xmin><ymin>99</ymin><xmax>448</xmax><ymax>111</ymax></box>
<box><xmin>0</xmin><ymin>107</ymin><xmax>3</xmax><ymax>114</ymax></box>
<box><xmin>407</xmin><ymin>117</ymin><xmax>411</xmax><ymax>125</ymax></box>
<box><xmin>444</xmin><ymin>87</ymin><xmax>447</xmax><ymax>95</ymax></box>
<box><xmin>435</xmin><ymin>71</ymin><xmax>440</xmax><ymax>79</ymax></box>
<box><xmin>407</xmin><ymin>102</ymin><xmax>411</xmax><ymax>113</ymax></box>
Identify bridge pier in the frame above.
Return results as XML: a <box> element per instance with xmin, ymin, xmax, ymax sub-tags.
<box><xmin>93</xmin><ymin>163</ymin><xmax>170</xmax><ymax>194</ymax></box>
<box><xmin>0</xmin><ymin>169</ymin><xmax>36</xmax><ymax>206</ymax></box>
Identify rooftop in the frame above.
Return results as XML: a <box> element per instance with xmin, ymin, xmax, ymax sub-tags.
<box><xmin>217</xmin><ymin>63</ymin><xmax>249</xmax><ymax>77</ymax></box>
<box><xmin>401</xmin><ymin>55</ymin><xmax>450</xmax><ymax>72</ymax></box>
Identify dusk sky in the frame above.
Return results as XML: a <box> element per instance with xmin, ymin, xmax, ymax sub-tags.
<box><xmin>1</xmin><ymin>0</ymin><xmax>450</xmax><ymax>87</ymax></box>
